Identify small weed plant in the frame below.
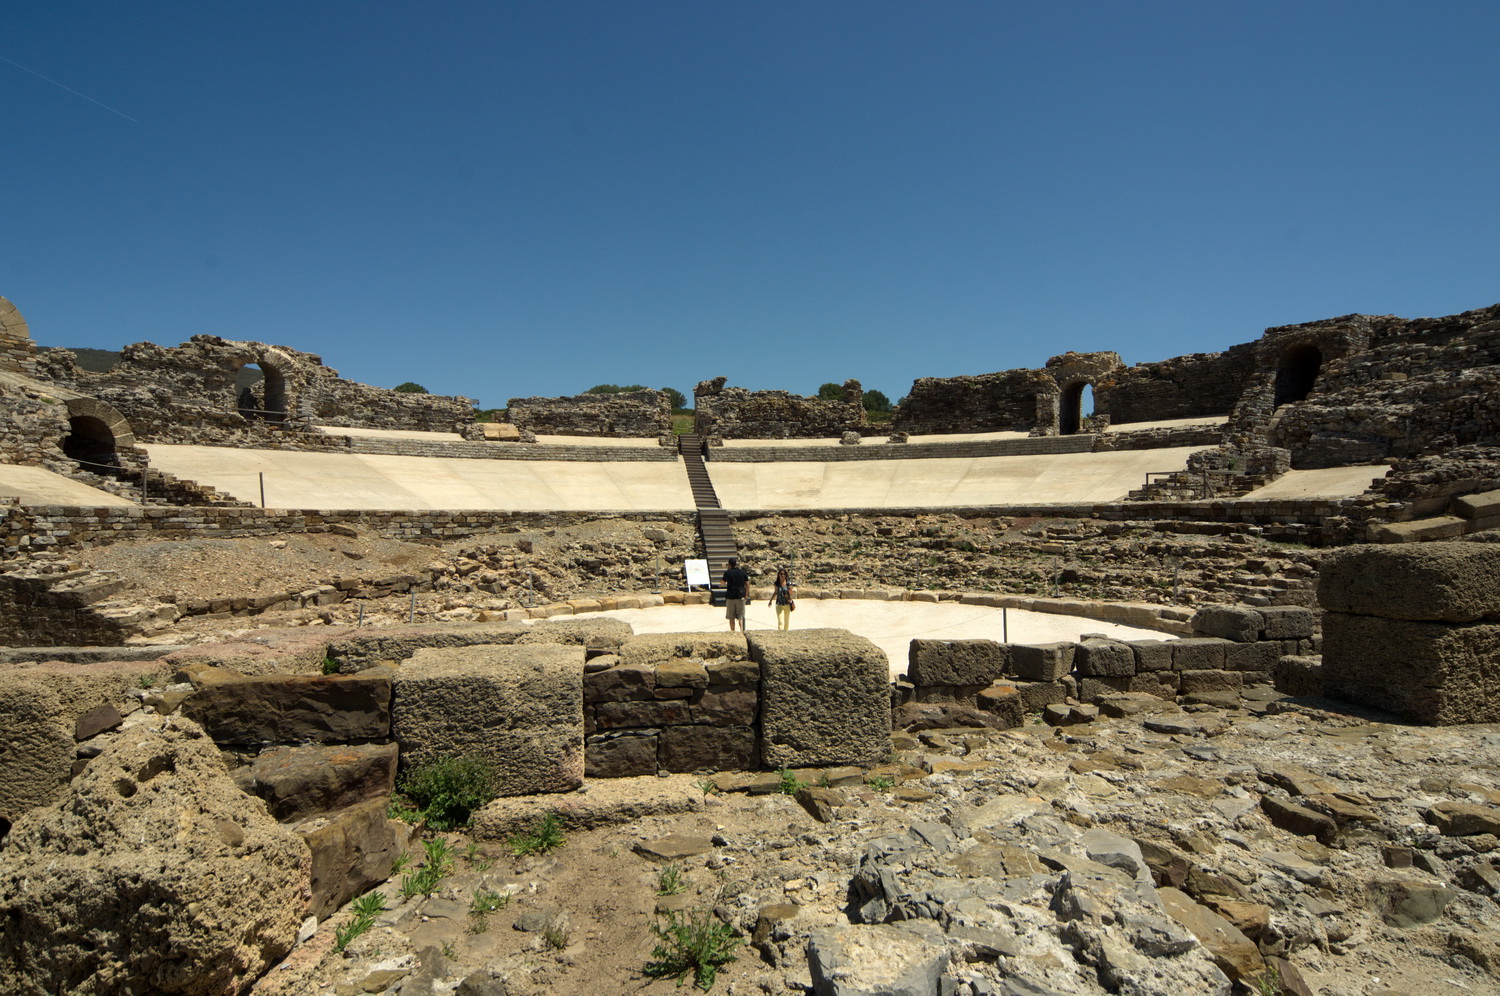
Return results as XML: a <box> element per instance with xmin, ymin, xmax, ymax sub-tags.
<box><xmin>867</xmin><ymin>774</ymin><xmax>895</xmax><ymax>792</ymax></box>
<box><xmin>696</xmin><ymin>777</ymin><xmax>720</xmax><ymax>799</ymax></box>
<box><xmin>645</xmin><ymin>909</ymin><xmax>741</xmax><ymax>991</ymax></box>
<box><xmin>776</xmin><ymin>767</ymin><xmax>807</xmax><ymax>796</ymax></box>
<box><xmin>333</xmin><ymin>892</ymin><xmax>386</xmax><ymax>953</ymax></box>
<box><xmin>398</xmin><ymin>838</ymin><xmax>456</xmax><ymax>900</ymax></box>
<box><xmin>510</xmin><ymin>811</ymin><xmax>566</xmax><ymax>857</ymax></box>
<box><xmin>396</xmin><ymin>755</ymin><xmax>499</xmax><ymax>831</ymax></box>
<box><xmin>390</xmin><ymin>853</ymin><xmax>411</xmax><ymax>874</ymax></box>
<box><xmin>657</xmin><ymin>862</ymin><xmax>688</xmax><ymax>896</ymax></box>
<box><xmin>320</xmin><ymin>656</ymin><xmax>339</xmax><ymax>675</ymax></box>
<box><xmin>467</xmin><ymin>888</ymin><xmax>510</xmax><ymax>934</ymax></box>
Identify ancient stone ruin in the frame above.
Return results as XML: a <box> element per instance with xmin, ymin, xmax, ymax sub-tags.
<box><xmin>1</xmin><ymin>292</ymin><xmax>1500</xmax><ymax>994</ymax></box>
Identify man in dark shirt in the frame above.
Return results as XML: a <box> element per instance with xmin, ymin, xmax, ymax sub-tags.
<box><xmin>722</xmin><ymin>557</ymin><xmax>749</xmax><ymax>632</ymax></box>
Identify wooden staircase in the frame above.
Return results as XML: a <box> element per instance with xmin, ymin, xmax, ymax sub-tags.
<box><xmin>679</xmin><ymin>435</ymin><xmax>739</xmax><ymax>600</ymax></box>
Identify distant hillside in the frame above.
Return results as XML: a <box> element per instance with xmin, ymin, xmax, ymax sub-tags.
<box><xmin>65</xmin><ymin>348</ymin><xmax>122</xmax><ymax>372</ymax></box>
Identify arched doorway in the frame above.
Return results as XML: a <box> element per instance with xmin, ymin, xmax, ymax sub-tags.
<box><xmin>60</xmin><ymin>415</ymin><xmax>119</xmax><ymax>469</ymax></box>
<box><xmin>235</xmin><ymin>361</ymin><xmax>287</xmax><ymax>422</ymax></box>
<box><xmin>1274</xmin><ymin>345</ymin><xmax>1322</xmax><ymax>408</ymax></box>
<box><xmin>1059</xmin><ymin>381</ymin><xmax>1095</xmax><ymax>435</ymax></box>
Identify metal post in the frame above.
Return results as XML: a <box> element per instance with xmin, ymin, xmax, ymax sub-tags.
<box><xmin>357</xmin><ymin>604</ymin><xmax>365</xmax><ymax>628</ymax></box>
<box><xmin>1002</xmin><ymin>606</ymin><xmax>1008</xmax><ymax>643</ymax></box>
<box><xmin>653</xmin><ymin>549</ymin><xmax>661</xmax><ymax>594</ymax></box>
<box><xmin>259</xmin><ymin>472</ymin><xmax>266</xmax><ymax>509</ymax></box>
<box><xmin>408</xmin><ymin>592</ymin><xmax>416</xmax><ymax>623</ymax></box>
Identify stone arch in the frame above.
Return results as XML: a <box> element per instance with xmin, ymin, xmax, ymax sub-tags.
<box><xmin>60</xmin><ymin>397</ymin><xmax>135</xmax><ymax>467</ymax></box>
<box><xmin>1274</xmin><ymin>344</ymin><xmax>1322</xmax><ymax>409</ymax></box>
<box><xmin>1058</xmin><ymin>380</ymin><xmax>1095</xmax><ymax>435</ymax></box>
<box><xmin>234</xmin><ymin>352</ymin><xmax>292</xmax><ymax>422</ymax></box>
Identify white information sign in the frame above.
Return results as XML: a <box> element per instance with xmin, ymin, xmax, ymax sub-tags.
<box><xmin>684</xmin><ymin>559</ymin><xmax>710</xmax><ymax>588</ymax></box>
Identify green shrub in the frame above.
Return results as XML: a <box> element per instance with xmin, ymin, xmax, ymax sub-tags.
<box><xmin>333</xmin><ymin>892</ymin><xmax>386</xmax><ymax>952</ymax></box>
<box><xmin>657</xmin><ymin>862</ymin><xmax>688</xmax><ymax>896</ymax></box>
<box><xmin>645</xmin><ymin>909</ymin><xmax>741</xmax><ymax>990</ymax></box>
<box><xmin>320</xmin><ymin>656</ymin><xmax>339</xmax><ymax>675</ymax></box>
<box><xmin>510</xmin><ymin>811</ymin><xmax>566</xmax><ymax>856</ymax></box>
<box><xmin>396</xmin><ymin>755</ymin><xmax>498</xmax><ymax>831</ymax></box>
<box><xmin>776</xmin><ymin>767</ymin><xmax>807</xmax><ymax>796</ymax></box>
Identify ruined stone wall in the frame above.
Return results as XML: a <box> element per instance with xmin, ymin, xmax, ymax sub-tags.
<box><xmin>1097</xmin><ymin>345</ymin><xmax>1257</xmax><ymax>425</ymax></box>
<box><xmin>1263</xmin><ymin>305</ymin><xmax>1500</xmax><ymax>468</ymax></box>
<box><xmin>37</xmin><ymin>336</ymin><xmax>473</xmax><ymax>443</ymax></box>
<box><xmin>507</xmin><ymin>390</ymin><xmax>670</xmax><ymax>438</ymax></box>
<box><xmin>0</xmin><ymin>386</ymin><xmax>71</xmax><ymax>470</ymax></box>
<box><xmin>0</xmin><ymin>296</ymin><xmax>36</xmax><ymax>375</ymax></box>
<box><xmin>890</xmin><ymin>369</ymin><xmax>1048</xmax><ymax>435</ymax></box>
<box><xmin>694</xmin><ymin>378</ymin><xmax>868</xmax><ymax>439</ymax></box>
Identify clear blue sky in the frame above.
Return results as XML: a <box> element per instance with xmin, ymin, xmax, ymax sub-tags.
<box><xmin>4</xmin><ymin>2</ymin><xmax>1496</xmax><ymax>409</ymax></box>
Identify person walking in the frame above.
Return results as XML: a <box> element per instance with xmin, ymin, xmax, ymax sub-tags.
<box><xmin>722</xmin><ymin>557</ymin><xmax>750</xmax><ymax>632</ymax></box>
<box><xmin>769</xmin><ymin>566</ymin><xmax>795</xmax><ymax>630</ymax></box>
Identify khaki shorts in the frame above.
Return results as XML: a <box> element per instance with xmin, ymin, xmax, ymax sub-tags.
<box><xmin>725</xmin><ymin>598</ymin><xmax>746</xmax><ymax>622</ymax></box>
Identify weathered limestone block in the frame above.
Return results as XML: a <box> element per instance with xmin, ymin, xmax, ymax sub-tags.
<box><xmin>1127</xmin><ymin>640</ymin><xmax>1174</xmax><ymax>672</ymax></box>
<box><xmin>1190</xmin><ymin>605</ymin><xmax>1263</xmax><ymax>642</ymax></box>
<box><xmin>1075</xmin><ymin>639</ymin><xmax>1135</xmax><ymax>677</ymax></box>
<box><xmin>393</xmin><ymin>644</ymin><xmax>584</xmax><ymax>795</ymax></box>
<box><xmin>749</xmin><ymin>630</ymin><xmax>892</xmax><ymax>768</ymax></box>
<box><xmin>585</xmin><ymin>731</ymin><xmax>658</xmax><ymax>778</ymax></box>
<box><xmin>236</xmin><ymin>743</ymin><xmax>398</xmax><ymax>822</ymax></box>
<box><xmin>1077</xmin><ymin>676</ymin><xmax>1131</xmax><ymax>701</ymax></box>
<box><xmin>975</xmin><ymin>683</ymin><xmax>1024</xmax><ymax>728</ymax></box>
<box><xmin>656</xmin><ymin>659</ymin><xmax>710</xmax><ymax>689</ymax></box>
<box><xmin>1318</xmin><ymin>542</ymin><xmax>1500</xmax><ymax>623</ymax></box>
<box><xmin>179</xmin><ymin>672</ymin><xmax>392</xmax><ymax>745</ymax></box>
<box><xmin>1179</xmin><ymin>670</ymin><xmax>1244</xmax><ymax>695</ymax></box>
<box><xmin>659</xmin><ymin>726</ymin><xmax>758</xmax><ymax>773</ymax></box>
<box><xmin>1172</xmin><ymin>637</ymin><xmax>1228</xmax><ymax>671</ymax></box>
<box><xmin>1158</xmin><ymin>887</ymin><xmax>1266</xmax><ymax>982</ymax></box>
<box><xmin>325</xmin><ymin>622</ymin><xmax>530</xmax><ymax>671</ymax></box>
<box><xmin>0</xmin><ymin>680</ymin><xmax>75</xmax><ymax>826</ymax></box>
<box><xmin>618</xmin><ymin>632</ymin><xmax>750</xmax><ymax>669</ymax></box>
<box><xmin>1369</xmin><ymin>517</ymin><xmax>1467</xmax><ymax>543</ymax></box>
<box><xmin>1275</xmin><ymin>655</ymin><xmax>1323</xmax><ymax>697</ymax></box>
<box><xmin>292</xmin><ymin>797</ymin><xmax>401</xmax><ymax>919</ymax></box>
<box><xmin>519</xmin><ymin>616</ymin><xmax>633</xmax><ymax>651</ymax></box>
<box><xmin>906</xmin><ymin>639</ymin><xmax>1009</xmax><ymax>687</ymax></box>
<box><xmin>1126</xmin><ymin>671</ymin><xmax>1180</xmax><ymax>699</ymax></box>
<box><xmin>1223</xmin><ymin>641</ymin><xmax>1282</xmax><ymax>673</ymax></box>
<box><xmin>165</xmin><ymin>628</ymin><xmax>339</xmax><ymax>677</ymax></box>
<box><xmin>1013</xmin><ymin>680</ymin><xmax>1069</xmax><ymax>711</ymax></box>
<box><xmin>1321</xmin><ymin>612</ymin><xmax>1500</xmax><ymax>724</ymax></box>
<box><xmin>583</xmin><ymin>663</ymin><xmax>655</xmax><ymax>703</ymax></box>
<box><xmin>0</xmin><ymin>716</ymin><xmax>310</xmax><ymax>996</ymax></box>
<box><xmin>1011</xmin><ymin>642</ymin><xmax>1074</xmax><ymax>682</ymax></box>
<box><xmin>690</xmin><ymin>686</ymin><xmax>758</xmax><ymax>726</ymax></box>
<box><xmin>1258</xmin><ymin>606</ymin><xmax>1315</xmax><ymax>640</ymax></box>
<box><xmin>592</xmin><ymin>698</ymin><xmax>692</xmax><ymax>729</ymax></box>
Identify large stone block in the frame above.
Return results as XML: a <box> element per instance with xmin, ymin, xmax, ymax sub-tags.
<box><xmin>1011</xmin><ymin>642</ymin><xmax>1074</xmax><ymax>682</ymax></box>
<box><xmin>1190</xmin><ymin>605</ymin><xmax>1264</xmax><ymax>642</ymax></box>
<box><xmin>180</xmin><ymin>672</ymin><xmax>392</xmax><ymax>746</ymax></box>
<box><xmin>1075</xmin><ymin>639</ymin><xmax>1134</xmax><ymax>677</ymax></box>
<box><xmin>393</xmin><ymin>644</ymin><xmax>584</xmax><ymax>795</ymax></box>
<box><xmin>237</xmin><ymin>743</ymin><xmax>398</xmax><ymax>822</ymax></box>
<box><xmin>659</xmin><ymin>726</ymin><xmax>758</xmax><ymax>772</ymax></box>
<box><xmin>1127</xmin><ymin>640</ymin><xmax>1174</xmax><ymax>672</ymax></box>
<box><xmin>1172</xmin><ymin>637</ymin><xmax>1228</xmax><ymax>671</ymax></box>
<box><xmin>1322</xmin><ymin>611</ymin><xmax>1500</xmax><ymax>724</ymax></box>
<box><xmin>1223</xmin><ymin>641</ymin><xmax>1282</xmax><ymax>673</ymax></box>
<box><xmin>906</xmin><ymin>639</ymin><xmax>1009</xmax><ymax>687</ymax></box>
<box><xmin>0</xmin><ymin>716</ymin><xmax>310</xmax><ymax>996</ymax></box>
<box><xmin>292</xmin><ymin>797</ymin><xmax>401</xmax><ymax>919</ymax></box>
<box><xmin>323</xmin><ymin>623</ymin><xmax>530</xmax><ymax>672</ymax></box>
<box><xmin>617</xmin><ymin>632</ymin><xmax>749</xmax><ymax>669</ymax></box>
<box><xmin>585</xmin><ymin>731</ymin><xmax>658</xmax><ymax>778</ymax></box>
<box><xmin>1275</xmin><ymin>656</ymin><xmax>1323</xmax><ymax>697</ymax></box>
<box><xmin>1318</xmin><ymin>542</ymin><xmax>1500</xmax><ymax>623</ymax></box>
<box><xmin>749</xmin><ymin>630</ymin><xmax>891</xmax><ymax>768</ymax></box>
<box><xmin>519</xmin><ymin>617</ymin><xmax>633</xmax><ymax>651</ymax></box>
<box><xmin>1258</xmin><ymin>606</ymin><xmax>1315</xmax><ymax>640</ymax></box>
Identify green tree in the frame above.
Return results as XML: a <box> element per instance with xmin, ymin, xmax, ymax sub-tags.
<box><xmin>584</xmin><ymin>384</ymin><xmax>649</xmax><ymax>394</ymax></box>
<box><xmin>660</xmin><ymin>387</ymin><xmax>688</xmax><ymax>412</ymax></box>
<box><xmin>817</xmin><ymin>382</ymin><xmax>845</xmax><ymax>401</ymax></box>
<box><xmin>393</xmin><ymin>382</ymin><xmax>427</xmax><ymax>394</ymax></box>
<box><xmin>862</xmin><ymin>389</ymin><xmax>892</xmax><ymax>414</ymax></box>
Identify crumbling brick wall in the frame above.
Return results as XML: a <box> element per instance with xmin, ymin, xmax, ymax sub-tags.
<box><xmin>507</xmin><ymin>390</ymin><xmax>670</xmax><ymax>438</ymax></box>
<box><xmin>693</xmin><ymin>377</ymin><xmax>868</xmax><ymax>439</ymax></box>
<box><xmin>890</xmin><ymin>369</ymin><xmax>1048</xmax><ymax>435</ymax></box>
